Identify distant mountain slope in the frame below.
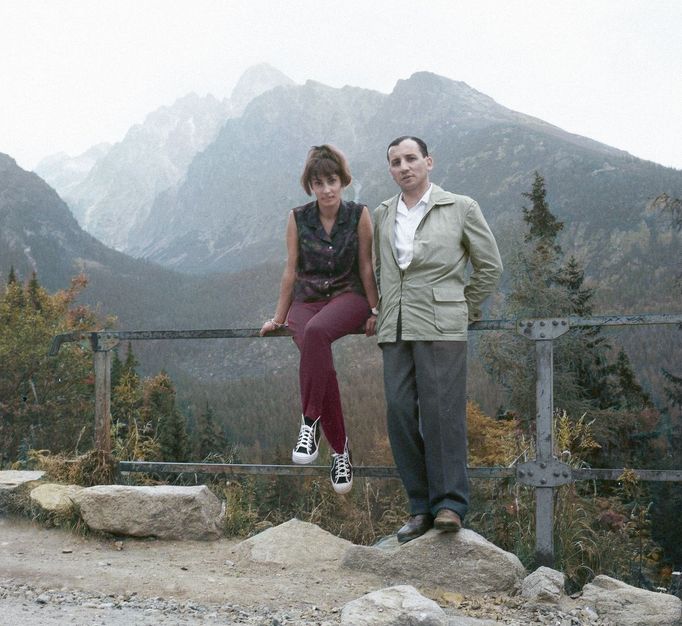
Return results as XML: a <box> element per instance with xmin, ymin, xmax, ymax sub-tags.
<box><xmin>0</xmin><ymin>153</ymin><xmax>278</xmax><ymax>327</ymax></box>
<box><xmin>0</xmin><ymin>152</ymin><xmax>134</xmax><ymax>291</ymax></box>
<box><xmin>34</xmin><ymin>143</ymin><xmax>111</xmax><ymax>199</ymax></box>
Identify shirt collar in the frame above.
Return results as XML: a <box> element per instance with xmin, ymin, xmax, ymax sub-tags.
<box><xmin>303</xmin><ymin>199</ymin><xmax>349</xmax><ymax>227</ymax></box>
<box><xmin>398</xmin><ymin>183</ymin><xmax>432</xmax><ymax>213</ymax></box>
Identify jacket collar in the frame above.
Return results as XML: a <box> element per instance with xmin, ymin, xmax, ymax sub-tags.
<box><xmin>381</xmin><ymin>184</ymin><xmax>452</xmax><ymax>266</ymax></box>
<box><xmin>381</xmin><ymin>183</ymin><xmax>452</xmax><ymax>211</ymax></box>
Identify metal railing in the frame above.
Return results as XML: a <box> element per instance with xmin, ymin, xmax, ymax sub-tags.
<box><xmin>49</xmin><ymin>313</ymin><xmax>682</xmax><ymax>566</ymax></box>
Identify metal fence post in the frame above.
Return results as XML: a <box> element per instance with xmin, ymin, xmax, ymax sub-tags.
<box><xmin>93</xmin><ymin>349</ymin><xmax>112</xmax><ymax>457</ymax></box>
<box><xmin>534</xmin><ymin>338</ymin><xmax>555</xmax><ymax>566</ymax></box>
<box><xmin>517</xmin><ymin>318</ymin><xmax>571</xmax><ymax>567</ymax></box>
<box><xmin>90</xmin><ymin>332</ymin><xmax>120</xmax><ymax>458</ymax></box>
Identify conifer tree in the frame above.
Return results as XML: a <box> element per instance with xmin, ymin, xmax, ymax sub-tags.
<box><xmin>27</xmin><ymin>271</ymin><xmax>42</xmax><ymax>311</ymax></box>
<box><xmin>111</xmin><ymin>349</ymin><xmax>124</xmax><ymax>390</ymax></box>
<box><xmin>614</xmin><ymin>349</ymin><xmax>651</xmax><ymax>410</ymax></box>
<box><xmin>122</xmin><ymin>342</ymin><xmax>140</xmax><ymax>378</ymax></box>
<box><xmin>194</xmin><ymin>402</ymin><xmax>226</xmax><ymax>460</ymax></box>
<box><xmin>145</xmin><ymin>372</ymin><xmax>188</xmax><ymax>462</ymax></box>
<box><xmin>523</xmin><ymin>171</ymin><xmax>564</xmax><ymax>250</ymax></box>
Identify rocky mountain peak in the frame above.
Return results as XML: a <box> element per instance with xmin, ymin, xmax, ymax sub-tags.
<box><xmin>390</xmin><ymin>71</ymin><xmax>513</xmax><ymax>124</ymax></box>
<box><xmin>230</xmin><ymin>63</ymin><xmax>295</xmax><ymax>113</ymax></box>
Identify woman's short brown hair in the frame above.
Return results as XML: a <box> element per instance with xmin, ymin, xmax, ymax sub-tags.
<box><xmin>300</xmin><ymin>144</ymin><xmax>352</xmax><ymax>195</ymax></box>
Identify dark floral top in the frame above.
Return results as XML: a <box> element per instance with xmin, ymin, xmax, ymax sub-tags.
<box><xmin>292</xmin><ymin>200</ymin><xmax>367</xmax><ymax>302</ymax></box>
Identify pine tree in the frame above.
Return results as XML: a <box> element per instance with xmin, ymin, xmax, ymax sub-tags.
<box><xmin>555</xmin><ymin>256</ymin><xmax>594</xmax><ymax>317</ymax></box>
<box><xmin>194</xmin><ymin>402</ymin><xmax>226</xmax><ymax>460</ymax></box>
<box><xmin>122</xmin><ymin>342</ymin><xmax>140</xmax><ymax>378</ymax></box>
<box><xmin>522</xmin><ymin>171</ymin><xmax>564</xmax><ymax>249</ymax></box>
<box><xmin>27</xmin><ymin>272</ymin><xmax>42</xmax><ymax>311</ymax></box>
<box><xmin>111</xmin><ymin>349</ymin><xmax>124</xmax><ymax>390</ymax></box>
<box><xmin>614</xmin><ymin>349</ymin><xmax>651</xmax><ymax>410</ymax></box>
<box><xmin>145</xmin><ymin>372</ymin><xmax>188</xmax><ymax>462</ymax></box>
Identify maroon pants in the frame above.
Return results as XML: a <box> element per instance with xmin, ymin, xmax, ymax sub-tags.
<box><xmin>287</xmin><ymin>291</ymin><xmax>370</xmax><ymax>453</ymax></box>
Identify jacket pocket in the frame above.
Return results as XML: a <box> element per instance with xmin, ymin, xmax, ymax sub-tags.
<box><xmin>432</xmin><ymin>287</ymin><xmax>468</xmax><ymax>332</ymax></box>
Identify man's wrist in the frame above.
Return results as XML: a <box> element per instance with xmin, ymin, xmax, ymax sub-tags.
<box><xmin>370</xmin><ymin>306</ymin><xmax>379</xmax><ymax>316</ymax></box>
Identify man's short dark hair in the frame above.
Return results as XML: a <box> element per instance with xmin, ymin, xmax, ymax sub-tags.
<box><xmin>386</xmin><ymin>136</ymin><xmax>429</xmax><ymax>161</ymax></box>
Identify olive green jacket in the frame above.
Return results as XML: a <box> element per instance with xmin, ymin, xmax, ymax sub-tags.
<box><xmin>373</xmin><ymin>184</ymin><xmax>502</xmax><ymax>342</ymax></box>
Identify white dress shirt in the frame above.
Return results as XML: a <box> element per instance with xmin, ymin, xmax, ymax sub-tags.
<box><xmin>394</xmin><ymin>184</ymin><xmax>432</xmax><ymax>270</ymax></box>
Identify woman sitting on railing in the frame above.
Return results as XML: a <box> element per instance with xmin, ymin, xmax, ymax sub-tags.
<box><xmin>260</xmin><ymin>144</ymin><xmax>379</xmax><ymax>494</ymax></box>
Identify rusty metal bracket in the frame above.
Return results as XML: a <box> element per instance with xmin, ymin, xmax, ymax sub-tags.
<box><xmin>516</xmin><ymin>459</ymin><xmax>573</xmax><ymax>487</ymax></box>
<box><xmin>517</xmin><ymin>318</ymin><xmax>570</xmax><ymax>340</ymax></box>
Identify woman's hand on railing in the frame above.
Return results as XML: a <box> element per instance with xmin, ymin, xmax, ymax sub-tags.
<box><xmin>365</xmin><ymin>315</ymin><xmax>377</xmax><ymax>337</ymax></box>
<box><xmin>260</xmin><ymin>319</ymin><xmax>285</xmax><ymax>336</ymax></box>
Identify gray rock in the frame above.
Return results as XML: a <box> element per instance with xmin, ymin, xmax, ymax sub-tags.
<box><xmin>521</xmin><ymin>566</ymin><xmax>565</xmax><ymax>604</ymax></box>
<box><xmin>30</xmin><ymin>483</ymin><xmax>83</xmax><ymax>515</ymax></box>
<box><xmin>343</xmin><ymin>528</ymin><xmax>525</xmax><ymax>594</ymax></box>
<box><xmin>231</xmin><ymin>518</ymin><xmax>353</xmax><ymax>567</ymax></box>
<box><xmin>0</xmin><ymin>470</ymin><xmax>45</xmax><ymax>513</ymax></box>
<box><xmin>341</xmin><ymin>585</ymin><xmax>446</xmax><ymax>626</ymax></box>
<box><xmin>72</xmin><ymin>485</ymin><xmax>224</xmax><ymax>540</ymax></box>
<box><xmin>0</xmin><ymin>470</ymin><xmax>45</xmax><ymax>490</ymax></box>
<box><xmin>581</xmin><ymin>574</ymin><xmax>682</xmax><ymax>625</ymax></box>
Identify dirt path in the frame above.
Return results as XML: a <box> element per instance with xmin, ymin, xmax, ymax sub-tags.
<box><xmin>0</xmin><ymin>516</ymin><xmax>382</xmax><ymax>625</ymax></box>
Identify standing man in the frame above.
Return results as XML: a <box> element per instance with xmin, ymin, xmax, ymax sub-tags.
<box><xmin>373</xmin><ymin>136</ymin><xmax>502</xmax><ymax>543</ymax></box>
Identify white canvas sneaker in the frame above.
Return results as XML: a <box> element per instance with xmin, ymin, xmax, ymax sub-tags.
<box><xmin>291</xmin><ymin>415</ymin><xmax>321</xmax><ymax>464</ymax></box>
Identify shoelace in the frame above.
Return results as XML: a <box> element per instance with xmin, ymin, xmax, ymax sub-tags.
<box><xmin>332</xmin><ymin>452</ymin><xmax>351</xmax><ymax>481</ymax></box>
<box><xmin>295</xmin><ymin>424</ymin><xmax>316</xmax><ymax>452</ymax></box>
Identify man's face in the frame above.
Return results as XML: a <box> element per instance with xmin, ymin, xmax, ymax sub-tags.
<box><xmin>387</xmin><ymin>139</ymin><xmax>433</xmax><ymax>195</ymax></box>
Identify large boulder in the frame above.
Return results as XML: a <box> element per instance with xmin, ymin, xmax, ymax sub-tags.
<box><xmin>341</xmin><ymin>585</ymin><xmax>446</xmax><ymax>626</ymax></box>
<box><xmin>230</xmin><ymin>518</ymin><xmax>353</xmax><ymax>567</ymax></box>
<box><xmin>30</xmin><ymin>483</ymin><xmax>82</xmax><ymax>516</ymax></box>
<box><xmin>0</xmin><ymin>470</ymin><xmax>45</xmax><ymax>514</ymax></box>
<box><xmin>581</xmin><ymin>575</ymin><xmax>682</xmax><ymax>626</ymax></box>
<box><xmin>343</xmin><ymin>529</ymin><xmax>525</xmax><ymax>594</ymax></box>
<box><xmin>72</xmin><ymin>485</ymin><xmax>225</xmax><ymax>540</ymax></box>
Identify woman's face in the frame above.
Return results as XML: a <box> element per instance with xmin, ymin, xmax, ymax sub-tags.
<box><xmin>310</xmin><ymin>173</ymin><xmax>343</xmax><ymax>210</ymax></box>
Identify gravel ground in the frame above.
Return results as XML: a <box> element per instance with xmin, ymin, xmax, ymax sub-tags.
<box><xmin>0</xmin><ymin>581</ymin><xmax>342</xmax><ymax>625</ymax></box>
<box><xmin>0</xmin><ymin>581</ymin><xmax>614</xmax><ymax>626</ymax></box>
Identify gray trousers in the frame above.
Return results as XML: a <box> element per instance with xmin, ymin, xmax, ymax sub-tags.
<box><xmin>381</xmin><ymin>339</ymin><xmax>469</xmax><ymax>519</ymax></box>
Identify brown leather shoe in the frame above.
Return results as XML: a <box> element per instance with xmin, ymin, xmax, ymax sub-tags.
<box><xmin>434</xmin><ymin>508</ymin><xmax>462</xmax><ymax>532</ymax></box>
<box><xmin>397</xmin><ymin>514</ymin><xmax>433</xmax><ymax>544</ymax></box>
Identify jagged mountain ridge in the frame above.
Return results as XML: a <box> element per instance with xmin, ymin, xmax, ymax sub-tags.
<box><xmin>36</xmin><ymin>64</ymin><xmax>294</xmax><ymax>252</ymax></box>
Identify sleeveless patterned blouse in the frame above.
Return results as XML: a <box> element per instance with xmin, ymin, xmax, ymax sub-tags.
<box><xmin>292</xmin><ymin>200</ymin><xmax>366</xmax><ymax>302</ymax></box>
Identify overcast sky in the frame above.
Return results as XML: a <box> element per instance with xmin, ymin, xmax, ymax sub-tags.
<box><xmin>1</xmin><ymin>0</ymin><xmax>681</xmax><ymax>171</ymax></box>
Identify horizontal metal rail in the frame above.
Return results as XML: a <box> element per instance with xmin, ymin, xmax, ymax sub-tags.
<box><xmin>117</xmin><ymin>461</ymin><xmax>517</xmax><ymax>479</ymax></box>
<box><xmin>118</xmin><ymin>462</ymin><xmax>682</xmax><ymax>482</ymax></box>
<box><xmin>48</xmin><ymin>313</ymin><xmax>682</xmax><ymax>356</ymax></box>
